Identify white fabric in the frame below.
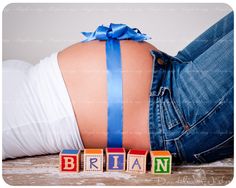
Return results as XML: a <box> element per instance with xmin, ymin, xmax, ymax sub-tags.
<box><xmin>2</xmin><ymin>53</ymin><xmax>84</xmax><ymax>160</ymax></box>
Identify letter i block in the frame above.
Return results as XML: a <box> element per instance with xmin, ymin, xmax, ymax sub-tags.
<box><xmin>106</xmin><ymin>148</ymin><xmax>126</xmax><ymax>171</ymax></box>
<box><xmin>59</xmin><ymin>149</ymin><xmax>80</xmax><ymax>172</ymax></box>
<box><xmin>84</xmin><ymin>149</ymin><xmax>103</xmax><ymax>172</ymax></box>
<box><xmin>127</xmin><ymin>149</ymin><xmax>148</xmax><ymax>173</ymax></box>
<box><xmin>150</xmin><ymin>150</ymin><xmax>172</xmax><ymax>174</ymax></box>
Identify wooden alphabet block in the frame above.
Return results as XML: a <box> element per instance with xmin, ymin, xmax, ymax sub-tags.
<box><xmin>84</xmin><ymin>149</ymin><xmax>103</xmax><ymax>172</ymax></box>
<box><xmin>59</xmin><ymin>149</ymin><xmax>80</xmax><ymax>172</ymax></box>
<box><xmin>127</xmin><ymin>149</ymin><xmax>148</xmax><ymax>173</ymax></box>
<box><xmin>106</xmin><ymin>148</ymin><xmax>126</xmax><ymax>171</ymax></box>
<box><xmin>150</xmin><ymin>150</ymin><xmax>172</xmax><ymax>174</ymax></box>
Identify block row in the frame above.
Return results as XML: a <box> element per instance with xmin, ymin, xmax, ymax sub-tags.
<box><xmin>59</xmin><ymin>148</ymin><xmax>172</xmax><ymax>174</ymax></box>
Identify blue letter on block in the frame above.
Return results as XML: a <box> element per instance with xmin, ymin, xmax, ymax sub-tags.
<box><xmin>132</xmin><ymin>158</ymin><xmax>141</xmax><ymax>169</ymax></box>
<box><xmin>90</xmin><ymin>158</ymin><xmax>98</xmax><ymax>169</ymax></box>
<box><xmin>108</xmin><ymin>154</ymin><xmax>124</xmax><ymax>170</ymax></box>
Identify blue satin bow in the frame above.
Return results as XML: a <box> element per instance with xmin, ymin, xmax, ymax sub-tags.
<box><xmin>81</xmin><ymin>23</ymin><xmax>151</xmax><ymax>42</ymax></box>
<box><xmin>81</xmin><ymin>24</ymin><xmax>150</xmax><ymax>147</ymax></box>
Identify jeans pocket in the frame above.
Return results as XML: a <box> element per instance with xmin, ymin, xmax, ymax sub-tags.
<box><xmin>162</xmin><ymin>100</ymin><xmax>181</xmax><ymax>129</ymax></box>
<box><xmin>160</xmin><ymin>88</ymin><xmax>184</xmax><ymax>130</ymax></box>
<box><xmin>193</xmin><ymin>135</ymin><xmax>234</xmax><ymax>163</ymax></box>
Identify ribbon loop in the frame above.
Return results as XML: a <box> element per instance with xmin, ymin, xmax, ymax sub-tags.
<box><xmin>81</xmin><ymin>23</ymin><xmax>151</xmax><ymax>42</ymax></box>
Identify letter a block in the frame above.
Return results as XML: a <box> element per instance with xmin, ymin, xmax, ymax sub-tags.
<box><xmin>59</xmin><ymin>149</ymin><xmax>80</xmax><ymax>172</ymax></box>
<box><xmin>127</xmin><ymin>149</ymin><xmax>148</xmax><ymax>173</ymax></box>
<box><xmin>106</xmin><ymin>148</ymin><xmax>126</xmax><ymax>171</ymax></box>
<box><xmin>150</xmin><ymin>150</ymin><xmax>172</xmax><ymax>174</ymax></box>
<box><xmin>84</xmin><ymin>149</ymin><xmax>103</xmax><ymax>172</ymax></box>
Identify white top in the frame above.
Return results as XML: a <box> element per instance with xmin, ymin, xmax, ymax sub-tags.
<box><xmin>2</xmin><ymin>52</ymin><xmax>84</xmax><ymax>160</ymax></box>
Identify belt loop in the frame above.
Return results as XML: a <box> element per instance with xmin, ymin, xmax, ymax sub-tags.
<box><xmin>158</xmin><ymin>87</ymin><xmax>165</xmax><ymax>96</ymax></box>
<box><xmin>150</xmin><ymin>90</ymin><xmax>157</xmax><ymax>97</ymax></box>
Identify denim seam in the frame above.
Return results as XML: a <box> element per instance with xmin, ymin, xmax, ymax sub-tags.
<box><xmin>163</xmin><ymin>139</ymin><xmax>168</xmax><ymax>151</ymax></box>
<box><xmin>174</xmin><ymin>139</ymin><xmax>184</xmax><ymax>161</ymax></box>
<box><xmin>149</xmin><ymin>99</ymin><xmax>155</xmax><ymax>150</ymax></box>
<box><xmin>171</xmin><ymin>55</ymin><xmax>190</xmax><ymax>64</ymax></box>
<box><xmin>194</xmin><ymin>135</ymin><xmax>234</xmax><ymax>158</ymax></box>
<box><xmin>191</xmin><ymin>29</ymin><xmax>234</xmax><ymax>62</ymax></box>
<box><xmin>163</xmin><ymin>101</ymin><xmax>181</xmax><ymax>129</ymax></box>
<box><xmin>172</xmin><ymin>99</ymin><xmax>188</xmax><ymax>126</ymax></box>
<box><xmin>159</xmin><ymin>97</ymin><xmax>164</xmax><ymax>126</ymax></box>
<box><xmin>165</xmin><ymin>86</ymin><xmax>233</xmax><ymax>142</ymax></box>
<box><xmin>159</xmin><ymin>97</ymin><xmax>166</xmax><ymax>149</ymax></box>
<box><xmin>164</xmin><ymin>87</ymin><xmax>187</xmax><ymax>129</ymax></box>
<box><xmin>193</xmin><ymin>154</ymin><xmax>206</xmax><ymax>163</ymax></box>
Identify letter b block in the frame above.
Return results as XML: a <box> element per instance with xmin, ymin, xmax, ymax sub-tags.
<box><xmin>84</xmin><ymin>149</ymin><xmax>103</xmax><ymax>172</ymax></box>
<box><xmin>150</xmin><ymin>151</ymin><xmax>172</xmax><ymax>174</ymax></box>
<box><xmin>106</xmin><ymin>148</ymin><xmax>126</xmax><ymax>171</ymax></box>
<box><xmin>127</xmin><ymin>149</ymin><xmax>148</xmax><ymax>173</ymax></box>
<box><xmin>59</xmin><ymin>149</ymin><xmax>80</xmax><ymax>172</ymax></box>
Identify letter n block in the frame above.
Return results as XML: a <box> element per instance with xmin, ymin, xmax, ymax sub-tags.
<box><xmin>84</xmin><ymin>149</ymin><xmax>103</xmax><ymax>172</ymax></box>
<box><xmin>106</xmin><ymin>148</ymin><xmax>126</xmax><ymax>171</ymax></box>
<box><xmin>150</xmin><ymin>150</ymin><xmax>172</xmax><ymax>174</ymax></box>
<box><xmin>127</xmin><ymin>149</ymin><xmax>148</xmax><ymax>173</ymax></box>
<box><xmin>59</xmin><ymin>149</ymin><xmax>80</xmax><ymax>172</ymax></box>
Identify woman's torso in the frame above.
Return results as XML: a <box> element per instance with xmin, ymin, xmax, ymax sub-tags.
<box><xmin>58</xmin><ymin>40</ymin><xmax>158</xmax><ymax>150</ymax></box>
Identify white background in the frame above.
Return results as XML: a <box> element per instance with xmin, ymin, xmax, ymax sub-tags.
<box><xmin>2</xmin><ymin>3</ymin><xmax>232</xmax><ymax>64</ymax></box>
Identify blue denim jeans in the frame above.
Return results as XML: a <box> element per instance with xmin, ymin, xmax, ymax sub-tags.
<box><xmin>149</xmin><ymin>11</ymin><xmax>234</xmax><ymax>163</ymax></box>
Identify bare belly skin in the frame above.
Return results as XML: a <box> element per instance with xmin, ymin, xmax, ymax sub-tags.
<box><xmin>58</xmin><ymin>40</ymin><xmax>158</xmax><ymax>150</ymax></box>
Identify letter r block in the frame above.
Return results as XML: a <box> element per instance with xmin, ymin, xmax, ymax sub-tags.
<box><xmin>150</xmin><ymin>150</ymin><xmax>172</xmax><ymax>174</ymax></box>
<box><xmin>84</xmin><ymin>149</ymin><xmax>103</xmax><ymax>172</ymax></box>
<box><xmin>106</xmin><ymin>148</ymin><xmax>126</xmax><ymax>171</ymax></box>
<box><xmin>127</xmin><ymin>149</ymin><xmax>148</xmax><ymax>173</ymax></box>
<box><xmin>59</xmin><ymin>149</ymin><xmax>80</xmax><ymax>172</ymax></box>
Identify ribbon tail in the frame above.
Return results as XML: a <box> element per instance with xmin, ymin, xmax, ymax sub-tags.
<box><xmin>106</xmin><ymin>39</ymin><xmax>123</xmax><ymax>147</ymax></box>
<box><xmin>81</xmin><ymin>32</ymin><xmax>96</xmax><ymax>42</ymax></box>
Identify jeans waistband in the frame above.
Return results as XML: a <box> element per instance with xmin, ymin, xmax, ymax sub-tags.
<box><xmin>150</xmin><ymin>50</ymin><xmax>184</xmax><ymax>96</ymax></box>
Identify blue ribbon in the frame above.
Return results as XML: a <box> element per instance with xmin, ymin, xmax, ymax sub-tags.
<box><xmin>81</xmin><ymin>23</ymin><xmax>150</xmax><ymax>147</ymax></box>
<box><xmin>81</xmin><ymin>23</ymin><xmax>151</xmax><ymax>42</ymax></box>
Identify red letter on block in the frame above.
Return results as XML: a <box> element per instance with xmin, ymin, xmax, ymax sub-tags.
<box><xmin>60</xmin><ymin>149</ymin><xmax>80</xmax><ymax>172</ymax></box>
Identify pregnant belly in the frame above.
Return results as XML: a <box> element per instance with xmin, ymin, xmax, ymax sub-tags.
<box><xmin>58</xmin><ymin>40</ymin><xmax>158</xmax><ymax>150</ymax></box>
